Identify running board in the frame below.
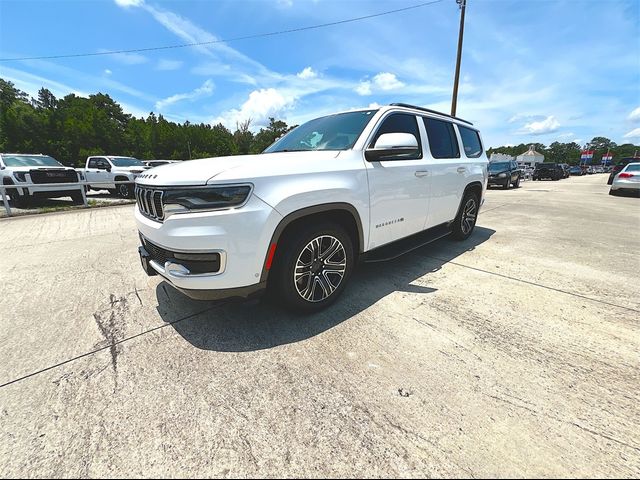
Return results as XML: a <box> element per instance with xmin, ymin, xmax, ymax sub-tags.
<box><xmin>363</xmin><ymin>223</ymin><xmax>452</xmax><ymax>263</ymax></box>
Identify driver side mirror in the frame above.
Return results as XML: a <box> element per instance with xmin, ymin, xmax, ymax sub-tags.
<box><xmin>365</xmin><ymin>133</ymin><xmax>419</xmax><ymax>161</ymax></box>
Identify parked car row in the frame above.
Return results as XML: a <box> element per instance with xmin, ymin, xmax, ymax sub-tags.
<box><xmin>1</xmin><ymin>153</ymin><xmax>182</xmax><ymax>208</ymax></box>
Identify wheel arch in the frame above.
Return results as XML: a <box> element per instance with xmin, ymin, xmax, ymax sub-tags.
<box><xmin>259</xmin><ymin>202</ymin><xmax>364</xmax><ymax>284</ymax></box>
<box><xmin>452</xmin><ymin>181</ymin><xmax>483</xmax><ymax>222</ymax></box>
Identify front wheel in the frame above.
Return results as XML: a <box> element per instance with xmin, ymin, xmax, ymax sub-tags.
<box><xmin>514</xmin><ymin>176</ymin><xmax>521</xmax><ymax>188</ymax></box>
<box><xmin>117</xmin><ymin>183</ymin><xmax>134</xmax><ymax>198</ymax></box>
<box><xmin>451</xmin><ymin>192</ymin><xmax>479</xmax><ymax>241</ymax></box>
<box><xmin>270</xmin><ymin>223</ymin><xmax>355</xmax><ymax>312</ymax></box>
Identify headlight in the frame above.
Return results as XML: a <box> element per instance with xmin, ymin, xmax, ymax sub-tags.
<box><xmin>163</xmin><ymin>185</ymin><xmax>251</xmax><ymax>216</ymax></box>
<box><xmin>13</xmin><ymin>172</ymin><xmax>27</xmax><ymax>182</ymax></box>
<box><xmin>498</xmin><ymin>173</ymin><xmax>507</xmax><ymax>178</ymax></box>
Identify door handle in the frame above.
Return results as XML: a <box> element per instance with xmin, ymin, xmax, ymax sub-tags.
<box><xmin>457</xmin><ymin>167</ymin><xmax>467</xmax><ymax>174</ymax></box>
<box><xmin>414</xmin><ymin>170</ymin><xmax>429</xmax><ymax>177</ymax></box>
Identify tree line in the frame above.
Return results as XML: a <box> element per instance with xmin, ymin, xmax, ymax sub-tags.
<box><xmin>0</xmin><ymin>78</ymin><xmax>291</xmax><ymax>166</ymax></box>
<box><xmin>487</xmin><ymin>137</ymin><xmax>639</xmax><ymax>165</ymax></box>
<box><xmin>1</xmin><ymin>78</ymin><xmax>638</xmax><ymax>166</ymax></box>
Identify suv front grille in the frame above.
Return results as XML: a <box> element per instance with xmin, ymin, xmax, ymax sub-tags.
<box><xmin>135</xmin><ymin>186</ymin><xmax>164</xmax><ymax>221</ymax></box>
<box><xmin>30</xmin><ymin>169</ymin><xmax>78</xmax><ymax>184</ymax></box>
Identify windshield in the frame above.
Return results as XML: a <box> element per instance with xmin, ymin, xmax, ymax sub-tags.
<box><xmin>488</xmin><ymin>162</ymin><xmax>509</xmax><ymax>172</ymax></box>
<box><xmin>264</xmin><ymin>110</ymin><xmax>377</xmax><ymax>153</ymax></box>
<box><xmin>2</xmin><ymin>154</ymin><xmax>63</xmax><ymax>167</ymax></box>
<box><xmin>110</xmin><ymin>157</ymin><xmax>145</xmax><ymax>167</ymax></box>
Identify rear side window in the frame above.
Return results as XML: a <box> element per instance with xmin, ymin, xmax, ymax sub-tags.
<box><xmin>423</xmin><ymin>117</ymin><xmax>460</xmax><ymax>159</ymax></box>
<box><xmin>458</xmin><ymin>126</ymin><xmax>483</xmax><ymax>158</ymax></box>
<box><xmin>371</xmin><ymin>113</ymin><xmax>422</xmax><ymax>158</ymax></box>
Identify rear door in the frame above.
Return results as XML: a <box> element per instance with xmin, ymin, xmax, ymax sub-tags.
<box><xmin>364</xmin><ymin>112</ymin><xmax>431</xmax><ymax>249</ymax></box>
<box><xmin>422</xmin><ymin>117</ymin><xmax>469</xmax><ymax>227</ymax></box>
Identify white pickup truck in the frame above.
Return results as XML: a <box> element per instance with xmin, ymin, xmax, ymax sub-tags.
<box><xmin>1</xmin><ymin>153</ymin><xmax>84</xmax><ymax>208</ymax></box>
<box><xmin>79</xmin><ymin>156</ymin><xmax>148</xmax><ymax>198</ymax></box>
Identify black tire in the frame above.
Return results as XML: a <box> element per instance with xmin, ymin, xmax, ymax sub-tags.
<box><xmin>270</xmin><ymin>222</ymin><xmax>355</xmax><ymax>312</ymax></box>
<box><xmin>71</xmin><ymin>192</ymin><xmax>85</xmax><ymax>205</ymax></box>
<box><xmin>108</xmin><ymin>189</ymin><xmax>118</xmax><ymax>196</ymax></box>
<box><xmin>117</xmin><ymin>183</ymin><xmax>134</xmax><ymax>198</ymax></box>
<box><xmin>10</xmin><ymin>190</ymin><xmax>30</xmax><ymax>208</ymax></box>
<box><xmin>451</xmin><ymin>191</ymin><xmax>479</xmax><ymax>241</ymax></box>
<box><xmin>514</xmin><ymin>176</ymin><xmax>520</xmax><ymax>188</ymax></box>
<box><xmin>503</xmin><ymin>178</ymin><xmax>510</xmax><ymax>189</ymax></box>
<box><xmin>609</xmin><ymin>189</ymin><xmax>617</xmax><ymax>196</ymax></box>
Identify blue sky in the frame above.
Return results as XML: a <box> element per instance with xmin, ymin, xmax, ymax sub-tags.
<box><xmin>0</xmin><ymin>0</ymin><xmax>638</xmax><ymax>148</ymax></box>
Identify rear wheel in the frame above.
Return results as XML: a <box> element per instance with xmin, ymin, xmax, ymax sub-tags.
<box><xmin>451</xmin><ymin>191</ymin><xmax>479</xmax><ymax>241</ymax></box>
<box><xmin>270</xmin><ymin>223</ymin><xmax>355</xmax><ymax>312</ymax></box>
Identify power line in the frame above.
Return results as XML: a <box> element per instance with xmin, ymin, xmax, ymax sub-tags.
<box><xmin>0</xmin><ymin>0</ymin><xmax>445</xmax><ymax>62</ymax></box>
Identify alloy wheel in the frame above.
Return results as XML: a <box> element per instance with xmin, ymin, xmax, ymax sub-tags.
<box><xmin>461</xmin><ymin>198</ymin><xmax>477</xmax><ymax>235</ymax></box>
<box><xmin>294</xmin><ymin>235</ymin><xmax>347</xmax><ymax>302</ymax></box>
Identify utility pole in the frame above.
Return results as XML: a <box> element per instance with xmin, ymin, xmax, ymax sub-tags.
<box><xmin>187</xmin><ymin>140</ymin><xmax>192</xmax><ymax>160</ymax></box>
<box><xmin>451</xmin><ymin>0</ymin><xmax>467</xmax><ymax>117</ymax></box>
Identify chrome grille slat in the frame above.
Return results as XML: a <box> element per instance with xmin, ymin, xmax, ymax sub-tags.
<box><xmin>136</xmin><ymin>185</ymin><xmax>164</xmax><ymax>222</ymax></box>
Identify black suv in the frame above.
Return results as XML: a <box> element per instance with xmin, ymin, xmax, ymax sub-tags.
<box><xmin>608</xmin><ymin>157</ymin><xmax>640</xmax><ymax>185</ymax></box>
<box><xmin>488</xmin><ymin>160</ymin><xmax>522</xmax><ymax>189</ymax></box>
<box><xmin>533</xmin><ymin>163</ymin><xmax>564</xmax><ymax>181</ymax></box>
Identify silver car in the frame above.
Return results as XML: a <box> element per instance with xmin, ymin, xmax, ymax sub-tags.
<box><xmin>609</xmin><ymin>162</ymin><xmax>640</xmax><ymax>196</ymax></box>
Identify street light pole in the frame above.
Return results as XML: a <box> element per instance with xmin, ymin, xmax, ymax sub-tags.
<box><xmin>451</xmin><ymin>0</ymin><xmax>467</xmax><ymax>117</ymax></box>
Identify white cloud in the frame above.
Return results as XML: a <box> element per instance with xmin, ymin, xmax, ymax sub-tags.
<box><xmin>372</xmin><ymin>72</ymin><xmax>404</xmax><ymax>90</ymax></box>
<box><xmin>155</xmin><ymin>79</ymin><xmax>214</xmax><ymax>110</ymax></box>
<box><xmin>156</xmin><ymin>59</ymin><xmax>183</xmax><ymax>71</ymax></box>
<box><xmin>213</xmin><ymin>88</ymin><xmax>294</xmax><ymax>129</ymax></box>
<box><xmin>104</xmin><ymin>69</ymin><xmax>112</xmax><ymax>76</ymax></box>
<box><xmin>628</xmin><ymin>107</ymin><xmax>640</xmax><ymax>122</ymax></box>
<box><xmin>114</xmin><ymin>0</ymin><xmax>144</xmax><ymax>7</ymax></box>
<box><xmin>355</xmin><ymin>81</ymin><xmax>372</xmax><ymax>96</ymax></box>
<box><xmin>557</xmin><ymin>132</ymin><xmax>574</xmax><ymax>139</ymax></box>
<box><xmin>623</xmin><ymin>128</ymin><xmax>640</xmax><ymax>139</ymax></box>
<box><xmin>355</xmin><ymin>72</ymin><xmax>404</xmax><ymax>96</ymax></box>
<box><xmin>297</xmin><ymin>67</ymin><xmax>317</xmax><ymax>80</ymax></box>
<box><xmin>520</xmin><ymin>115</ymin><xmax>560</xmax><ymax>135</ymax></box>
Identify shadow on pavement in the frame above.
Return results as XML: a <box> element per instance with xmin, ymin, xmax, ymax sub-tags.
<box><xmin>156</xmin><ymin>226</ymin><xmax>495</xmax><ymax>352</ymax></box>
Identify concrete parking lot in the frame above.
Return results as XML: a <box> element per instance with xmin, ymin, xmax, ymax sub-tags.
<box><xmin>0</xmin><ymin>174</ymin><xmax>638</xmax><ymax>477</ymax></box>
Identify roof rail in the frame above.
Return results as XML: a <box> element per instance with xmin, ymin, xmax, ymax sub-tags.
<box><xmin>389</xmin><ymin>103</ymin><xmax>473</xmax><ymax>126</ymax></box>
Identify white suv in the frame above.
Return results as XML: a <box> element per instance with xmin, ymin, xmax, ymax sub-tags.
<box><xmin>135</xmin><ymin>103</ymin><xmax>488</xmax><ymax>311</ymax></box>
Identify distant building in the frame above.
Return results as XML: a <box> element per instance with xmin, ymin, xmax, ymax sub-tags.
<box><xmin>516</xmin><ymin>145</ymin><xmax>545</xmax><ymax>165</ymax></box>
<box><xmin>490</xmin><ymin>153</ymin><xmax>515</xmax><ymax>162</ymax></box>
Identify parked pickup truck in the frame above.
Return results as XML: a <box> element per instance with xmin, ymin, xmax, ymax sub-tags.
<box><xmin>79</xmin><ymin>156</ymin><xmax>148</xmax><ymax>198</ymax></box>
<box><xmin>135</xmin><ymin>103</ymin><xmax>488</xmax><ymax>311</ymax></box>
<box><xmin>1</xmin><ymin>153</ymin><xmax>84</xmax><ymax>208</ymax></box>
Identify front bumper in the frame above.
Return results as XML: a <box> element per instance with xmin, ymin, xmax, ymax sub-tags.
<box><xmin>135</xmin><ymin>193</ymin><xmax>283</xmax><ymax>296</ymax></box>
<box><xmin>488</xmin><ymin>176</ymin><xmax>508</xmax><ymax>186</ymax></box>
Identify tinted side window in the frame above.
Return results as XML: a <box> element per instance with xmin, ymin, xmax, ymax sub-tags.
<box><xmin>371</xmin><ymin>113</ymin><xmax>421</xmax><ymax>158</ymax></box>
<box><xmin>458</xmin><ymin>126</ymin><xmax>483</xmax><ymax>158</ymax></box>
<box><xmin>423</xmin><ymin>118</ymin><xmax>460</xmax><ymax>159</ymax></box>
<box><xmin>88</xmin><ymin>158</ymin><xmax>98</xmax><ymax>168</ymax></box>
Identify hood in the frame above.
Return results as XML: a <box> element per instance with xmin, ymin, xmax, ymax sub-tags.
<box><xmin>135</xmin><ymin>151</ymin><xmax>341</xmax><ymax>187</ymax></box>
<box><xmin>6</xmin><ymin>166</ymin><xmax>75</xmax><ymax>173</ymax></box>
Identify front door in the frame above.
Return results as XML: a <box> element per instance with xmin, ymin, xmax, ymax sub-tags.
<box><xmin>364</xmin><ymin>112</ymin><xmax>431</xmax><ymax>250</ymax></box>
